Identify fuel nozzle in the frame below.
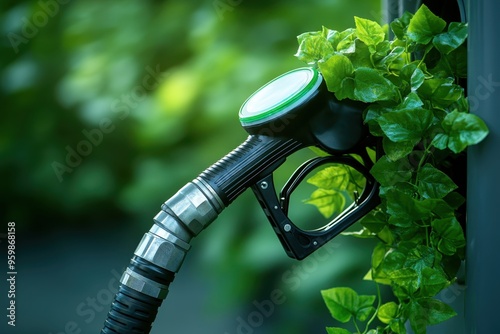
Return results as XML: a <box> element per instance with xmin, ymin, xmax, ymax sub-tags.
<box><xmin>100</xmin><ymin>67</ymin><xmax>378</xmax><ymax>334</ymax></box>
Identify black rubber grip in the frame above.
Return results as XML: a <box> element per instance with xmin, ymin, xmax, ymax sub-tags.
<box><xmin>101</xmin><ymin>285</ymin><xmax>162</xmax><ymax>334</ymax></box>
<box><xmin>101</xmin><ymin>258</ymin><xmax>175</xmax><ymax>334</ymax></box>
<box><xmin>129</xmin><ymin>256</ymin><xmax>175</xmax><ymax>286</ymax></box>
<box><xmin>199</xmin><ymin>135</ymin><xmax>304</xmax><ymax>205</ymax></box>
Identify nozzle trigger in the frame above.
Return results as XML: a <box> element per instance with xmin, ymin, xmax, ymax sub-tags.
<box><xmin>251</xmin><ymin>153</ymin><xmax>380</xmax><ymax>260</ymax></box>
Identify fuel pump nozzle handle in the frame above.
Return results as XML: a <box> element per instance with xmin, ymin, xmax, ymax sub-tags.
<box><xmin>100</xmin><ymin>67</ymin><xmax>378</xmax><ymax>334</ymax></box>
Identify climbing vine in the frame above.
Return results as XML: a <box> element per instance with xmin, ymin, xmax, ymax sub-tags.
<box><xmin>295</xmin><ymin>5</ymin><xmax>488</xmax><ymax>334</ymax></box>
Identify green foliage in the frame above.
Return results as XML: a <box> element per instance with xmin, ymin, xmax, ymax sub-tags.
<box><xmin>322</xmin><ymin>287</ymin><xmax>377</xmax><ymax>333</ymax></box>
<box><xmin>296</xmin><ymin>4</ymin><xmax>489</xmax><ymax>334</ymax></box>
<box><xmin>327</xmin><ymin>327</ymin><xmax>353</xmax><ymax>334</ymax></box>
<box><xmin>322</xmin><ymin>287</ymin><xmax>376</xmax><ymax>323</ymax></box>
<box><xmin>432</xmin><ymin>111</ymin><xmax>489</xmax><ymax>153</ymax></box>
<box><xmin>406</xmin><ymin>5</ymin><xmax>446</xmax><ymax>44</ymax></box>
<box><xmin>304</xmin><ymin>164</ymin><xmax>366</xmax><ymax>218</ymax></box>
<box><xmin>354</xmin><ymin>67</ymin><xmax>399</xmax><ymax>103</ymax></box>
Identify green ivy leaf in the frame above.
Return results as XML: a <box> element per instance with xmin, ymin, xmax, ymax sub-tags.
<box><xmin>322</xmin><ymin>26</ymin><xmax>339</xmax><ymax>44</ymax></box>
<box><xmin>401</xmin><ymin>91</ymin><xmax>424</xmax><ymax>109</ymax></box>
<box><xmin>336</xmin><ymin>28</ymin><xmax>357</xmax><ymax>53</ymax></box>
<box><xmin>443</xmin><ymin>191</ymin><xmax>465</xmax><ymax>210</ymax></box>
<box><xmin>390</xmin><ymin>318</ymin><xmax>407</xmax><ymax>334</ymax></box>
<box><xmin>433</xmin><ymin>22</ymin><xmax>468</xmax><ymax>55</ymax></box>
<box><xmin>388</xmin><ymin>267</ymin><xmax>420</xmax><ymax>292</ymax></box>
<box><xmin>417</xmin><ymin>77</ymin><xmax>447</xmax><ymax>99</ymax></box>
<box><xmin>431</xmin><ymin>133</ymin><xmax>448</xmax><ymax>150</ymax></box>
<box><xmin>441</xmin><ymin>253</ymin><xmax>462</xmax><ymax>279</ymax></box>
<box><xmin>390</xmin><ymin>11</ymin><xmax>413</xmax><ymax>40</ymax></box>
<box><xmin>420</xmin><ymin>267</ymin><xmax>450</xmax><ymax>297</ymax></box>
<box><xmin>304</xmin><ymin>189</ymin><xmax>346</xmax><ymax>218</ymax></box>
<box><xmin>411</xmin><ymin>68</ymin><xmax>425</xmax><ymax>91</ymax></box>
<box><xmin>431</xmin><ymin>217</ymin><xmax>465</xmax><ymax>255</ymax></box>
<box><xmin>364</xmin><ymin>103</ymin><xmax>390</xmax><ymax>136</ymax></box>
<box><xmin>433</xmin><ymin>83</ymin><xmax>464</xmax><ymax>107</ymax></box>
<box><xmin>306</xmin><ymin>165</ymin><xmax>350</xmax><ymax>190</ymax></box>
<box><xmin>319</xmin><ymin>54</ymin><xmax>354</xmax><ymax>92</ymax></box>
<box><xmin>404</xmin><ymin>245</ymin><xmax>436</xmax><ymax>277</ymax></box>
<box><xmin>365</xmin><ymin>270</ymin><xmax>392</xmax><ymax>286</ymax></box>
<box><xmin>295</xmin><ymin>32</ymin><xmax>334</xmax><ymax>64</ymax></box>
<box><xmin>380</xmin><ymin>182</ymin><xmax>416</xmax><ymax>197</ymax></box>
<box><xmin>430</xmin><ymin>56</ymin><xmax>453</xmax><ymax>79</ymax></box>
<box><xmin>378</xmin><ymin>225</ymin><xmax>396</xmax><ymax>245</ymax></box>
<box><xmin>371</xmin><ymin>242</ymin><xmax>388</xmax><ymax>270</ymax></box>
<box><xmin>361</xmin><ymin>210</ymin><xmax>388</xmax><ymax>234</ymax></box>
<box><xmin>408</xmin><ymin>298</ymin><xmax>456</xmax><ymax>334</ymax></box>
<box><xmin>378</xmin><ymin>46</ymin><xmax>405</xmax><ymax>69</ymax></box>
<box><xmin>378</xmin><ymin>248</ymin><xmax>406</xmax><ymax>276</ymax></box>
<box><xmin>425</xmin><ymin>198</ymin><xmax>455</xmax><ymax>219</ymax></box>
<box><xmin>346</xmin><ymin>165</ymin><xmax>367</xmax><ymax>195</ymax></box>
<box><xmin>321</xmin><ymin>287</ymin><xmax>375</xmax><ymax>323</ymax></box>
<box><xmin>407</xmin><ymin>4</ymin><xmax>447</xmax><ymax>44</ymax></box>
<box><xmin>355</xmin><ymin>16</ymin><xmax>385</xmax><ymax>47</ymax></box>
<box><xmin>370</xmin><ymin>155</ymin><xmax>412</xmax><ymax>186</ymax></box>
<box><xmin>417</xmin><ymin>164</ymin><xmax>458</xmax><ymax>199</ymax></box>
<box><xmin>378</xmin><ymin>108</ymin><xmax>433</xmax><ymax>145</ymax></box>
<box><xmin>445</xmin><ymin>43</ymin><xmax>467</xmax><ymax>78</ymax></box>
<box><xmin>418</xmin><ymin>78</ymin><xmax>463</xmax><ymax>107</ymax></box>
<box><xmin>385</xmin><ymin>188</ymin><xmax>433</xmax><ymax>220</ymax></box>
<box><xmin>388</xmin><ymin>215</ymin><xmax>413</xmax><ymax>228</ymax></box>
<box><xmin>383</xmin><ymin>137</ymin><xmax>415</xmax><ymax>161</ymax></box>
<box><xmin>378</xmin><ymin>301</ymin><xmax>398</xmax><ymax>324</ymax></box>
<box><xmin>433</xmin><ymin>110</ymin><xmax>489</xmax><ymax>153</ymax></box>
<box><xmin>347</xmin><ymin>39</ymin><xmax>372</xmax><ymax>68</ymax></box>
<box><xmin>326</xmin><ymin>328</ymin><xmax>352</xmax><ymax>334</ymax></box>
<box><xmin>401</xmin><ymin>63</ymin><xmax>425</xmax><ymax>92</ymax></box>
<box><xmin>322</xmin><ymin>287</ymin><xmax>357</xmax><ymax>323</ymax></box>
<box><xmin>393</xmin><ymin>285</ymin><xmax>412</xmax><ymax>301</ymax></box>
<box><xmin>373</xmin><ymin>40</ymin><xmax>391</xmax><ymax>58</ymax></box>
<box><xmin>357</xmin><ymin>295</ymin><xmax>376</xmax><ymax>321</ymax></box>
<box><xmin>420</xmin><ymin>298</ymin><xmax>457</xmax><ymax>325</ymax></box>
<box><xmin>336</xmin><ymin>77</ymin><xmax>356</xmax><ymax>100</ymax></box>
<box><xmin>354</xmin><ymin>67</ymin><xmax>398</xmax><ymax>102</ymax></box>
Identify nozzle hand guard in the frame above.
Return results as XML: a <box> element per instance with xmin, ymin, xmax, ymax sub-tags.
<box><xmin>251</xmin><ymin>153</ymin><xmax>379</xmax><ymax>260</ymax></box>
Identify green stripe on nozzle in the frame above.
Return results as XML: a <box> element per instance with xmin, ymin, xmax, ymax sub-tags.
<box><xmin>239</xmin><ymin>67</ymin><xmax>321</xmax><ymax>126</ymax></box>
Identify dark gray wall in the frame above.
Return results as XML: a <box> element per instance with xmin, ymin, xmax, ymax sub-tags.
<box><xmin>466</xmin><ymin>0</ymin><xmax>500</xmax><ymax>333</ymax></box>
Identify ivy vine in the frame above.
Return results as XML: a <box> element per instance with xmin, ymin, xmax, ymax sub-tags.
<box><xmin>295</xmin><ymin>4</ymin><xmax>488</xmax><ymax>334</ymax></box>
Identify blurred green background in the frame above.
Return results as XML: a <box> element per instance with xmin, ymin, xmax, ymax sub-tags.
<box><xmin>1</xmin><ymin>0</ymin><xmax>383</xmax><ymax>333</ymax></box>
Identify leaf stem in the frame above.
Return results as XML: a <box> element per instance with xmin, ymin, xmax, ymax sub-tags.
<box><xmin>417</xmin><ymin>50</ymin><xmax>428</xmax><ymax>68</ymax></box>
<box><xmin>370</xmin><ymin>52</ymin><xmax>376</xmax><ymax>68</ymax></box>
<box><xmin>404</xmin><ymin>41</ymin><xmax>409</xmax><ymax>64</ymax></box>
<box><xmin>353</xmin><ymin>317</ymin><xmax>362</xmax><ymax>334</ymax></box>
<box><xmin>414</xmin><ymin>145</ymin><xmax>431</xmax><ymax>192</ymax></box>
<box><xmin>425</xmin><ymin>224</ymin><xmax>430</xmax><ymax>247</ymax></box>
<box><xmin>364</xmin><ymin>283</ymin><xmax>381</xmax><ymax>333</ymax></box>
<box><xmin>416</xmin><ymin>143</ymin><xmax>431</xmax><ymax>175</ymax></box>
<box><xmin>346</xmin><ymin>165</ymin><xmax>365</xmax><ymax>192</ymax></box>
<box><xmin>396</xmin><ymin>88</ymin><xmax>403</xmax><ymax>104</ymax></box>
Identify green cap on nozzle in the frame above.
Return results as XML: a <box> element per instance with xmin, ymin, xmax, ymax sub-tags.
<box><xmin>239</xmin><ymin>67</ymin><xmax>322</xmax><ymax>128</ymax></box>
